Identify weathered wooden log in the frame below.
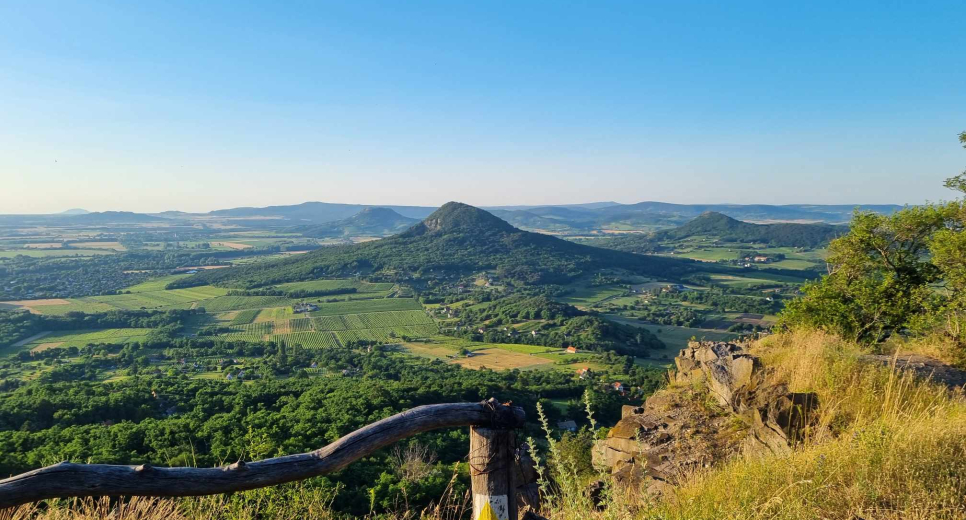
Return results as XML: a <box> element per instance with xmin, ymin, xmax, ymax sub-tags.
<box><xmin>0</xmin><ymin>399</ymin><xmax>524</xmax><ymax>509</ymax></box>
<box><xmin>470</xmin><ymin>427</ymin><xmax>517</xmax><ymax>520</ymax></box>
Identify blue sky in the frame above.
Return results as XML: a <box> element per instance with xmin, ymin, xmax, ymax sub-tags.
<box><xmin>1</xmin><ymin>1</ymin><xmax>964</xmax><ymax>213</ymax></box>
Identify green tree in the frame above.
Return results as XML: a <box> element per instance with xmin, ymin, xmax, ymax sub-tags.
<box><xmin>781</xmin><ymin>131</ymin><xmax>966</xmax><ymax>352</ymax></box>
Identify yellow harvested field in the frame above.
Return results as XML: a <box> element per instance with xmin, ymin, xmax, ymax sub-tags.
<box><xmin>23</xmin><ymin>243</ymin><xmax>64</xmax><ymax>249</ymax></box>
<box><xmin>1</xmin><ymin>299</ymin><xmax>71</xmax><ymax>307</ymax></box>
<box><xmin>72</xmin><ymin>241</ymin><xmax>126</xmax><ymax>250</ymax></box>
<box><xmin>175</xmin><ymin>265</ymin><xmax>230</xmax><ymax>271</ymax></box>
<box><xmin>452</xmin><ymin>348</ymin><xmax>554</xmax><ymax>370</ymax></box>
<box><xmin>31</xmin><ymin>342</ymin><xmax>64</xmax><ymax>352</ymax></box>
<box><xmin>404</xmin><ymin>343</ymin><xmax>459</xmax><ymax>359</ymax></box>
<box><xmin>210</xmin><ymin>241</ymin><xmax>252</xmax><ymax>250</ymax></box>
<box><xmin>0</xmin><ymin>299</ymin><xmax>72</xmax><ymax>313</ymax></box>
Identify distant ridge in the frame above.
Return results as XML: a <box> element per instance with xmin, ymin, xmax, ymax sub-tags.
<box><xmin>587</xmin><ymin>211</ymin><xmax>847</xmax><ymax>253</ymax></box>
<box><xmin>290</xmin><ymin>207</ymin><xmax>419</xmax><ymax>238</ymax></box>
<box><xmin>174</xmin><ymin>202</ymin><xmax>696</xmax><ymax>288</ymax></box>
<box><xmin>207</xmin><ymin>201</ymin><xmax>437</xmax><ymax>223</ymax></box>
<box><xmin>64</xmin><ymin>211</ymin><xmax>166</xmax><ymax>224</ymax></box>
<box><xmin>59</xmin><ymin>208</ymin><xmax>89</xmax><ymax>216</ymax></box>
<box><xmin>656</xmin><ymin>211</ymin><xmax>846</xmax><ymax>247</ymax></box>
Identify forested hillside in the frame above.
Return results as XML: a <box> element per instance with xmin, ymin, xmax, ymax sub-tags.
<box><xmin>287</xmin><ymin>207</ymin><xmax>419</xmax><ymax>238</ymax></box>
<box><xmin>586</xmin><ymin>211</ymin><xmax>846</xmax><ymax>253</ymax></box>
<box><xmin>173</xmin><ymin>202</ymin><xmax>697</xmax><ymax>288</ymax></box>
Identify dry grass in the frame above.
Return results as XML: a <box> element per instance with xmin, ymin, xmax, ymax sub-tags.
<box><xmin>0</xmin><ymin>466</ymin><xmax>472</xmax><ymax>520</ymax></box>
<box><xmin>451</xmin><ymin>348</ymin><xmax>553</xmax><ymax>370</ymax></box>
<box><xmin>543</xmin><ymin>329</ymin><xmax>966</xmax><ymax>520</ymax></box>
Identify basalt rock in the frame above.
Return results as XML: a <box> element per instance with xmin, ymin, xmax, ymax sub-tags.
<box><xmin>595</xmin><ymin>341</ymin><xmax>817</xmax><ymax>494</ymax></box>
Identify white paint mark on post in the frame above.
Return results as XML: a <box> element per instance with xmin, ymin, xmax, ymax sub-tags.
<box><xmin>474</xmin><ymin>494</ymin><xmax>509</xmax><ymax>520</ymax></box>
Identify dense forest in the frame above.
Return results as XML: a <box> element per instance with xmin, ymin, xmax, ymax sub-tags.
<box><xmin>440</xmin><ymin>294</ymin><xmax>664</xmax><ymax>356</ymax></box>
<box><xmin>0</xmin><ymin>345</ymin><xmax>663</xmax><ymax>516</ymax></box>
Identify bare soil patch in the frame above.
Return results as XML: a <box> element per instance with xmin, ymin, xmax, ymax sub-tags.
<box><xmin>452</xmin><ymin>348</ymin><xmax>553</xmax><ymax>370</ymax></box>
<box><xmin>210</xmin><ymin>241</ymin><xmax>252</xmax><ymax>250</ymax></box>
<box><xmin>0</xmin><ymin>299</ymin><xmax>71</xmax><ymax>313</ymax></box>
<box><xmin>72</xmin><ymin>241</ymin><xmax>126</xmax><ymax>251</ymax></box>
<box><xmin>31</xmin><ymin>342</ymin><xmax>64</xmax><ymax>352</ymax></box>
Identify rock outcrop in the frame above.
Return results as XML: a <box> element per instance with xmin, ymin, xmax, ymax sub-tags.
<box><xmin>594</xmin><ymin>341</ymin><xmax>816</xmax><ymax>492</ymax></box>
<box><xmin>860</xmin><ymin>354</ymin><xmax>966</xmax><ymax>392</ymax></box>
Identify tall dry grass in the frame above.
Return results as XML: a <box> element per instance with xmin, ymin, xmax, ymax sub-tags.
<box><xmin>542</xmin><ymin>330</ymin><xmax>966</xmax><ymax>520</ymax></box>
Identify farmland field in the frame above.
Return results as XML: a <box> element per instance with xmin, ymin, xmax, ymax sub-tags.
<box><xmin>272</xmin><ymin>332</ymin><xmax>340</xmax><ymax>349</ymax></box>
<box><xmin>22</xmin><ymin>328</ymin><xmax>154</xmax><ymax>351</ymax></box>
<box><xmin>124</xmin><ymin>275</ymin><xmax>193</xmax><ymax>293</ymax></box>
<box><xmin>230</xmin><ymin>309</ymin><xmax>261</xmax><ymax>325</ymax></box>
<box><xmin>452</xmin><ymin>348</ymin><xmax>554</xmax><ymax>370</ymax></box>
<box><xmin>558</xmin><ymin>285</ymin><xmax>626</xmax><ymax>306</ymax></box>
<box><xmin>307</xmin><ymin>298</ymin><xmax>422</xmax><ymax>316</ymax></box>
<box><xmin>85</xmin><ymin>286</ymin><xmax>230</xmax><ymax>310</ymax></box>
<box><xmin>4</xmin><ymin>300</ymin><xmax>117</xmax><ymax>315</ymax></box>
<box><xmin>272</xmin><ymin>280</ymin><xmax>394</xmax><ymax>294</ymax></box>
<box><xmin>5</xmin><ymin>284</ymin><xmax>230</xmax><ymax>314</ymax></box>
<box><xmin>334</xmin><ymin>324</ymin><xmax>438</xmax><ymax>344</ymax></box>
<box><xmin>227</xmin><ymin>321</ymin><xmax>274</xmax><ymax>338</ymax></box>
<box><xmin>312</xmin><ymin>315</ymin><xmax>348</xmax><ymax>331</ymax></box>
<box><xmin>0</xmin><ymin>249</ymin><xmax>115</xmax><ymax>258</ymax></box>
<box><xmin>484</xmin><ymin>343</ymin><xmax>558</xmax><ymax>354</ymax></box>
<box><xmin>201</xmin><ymin>295</ymin><xmax>295</xmax><ymax>312</ymax></box>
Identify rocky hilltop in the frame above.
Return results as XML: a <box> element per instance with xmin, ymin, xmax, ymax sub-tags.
<box><xmin>595</xmin><ymin>341</ymin><xmax>817</xmax><ymax>494</ymax></box>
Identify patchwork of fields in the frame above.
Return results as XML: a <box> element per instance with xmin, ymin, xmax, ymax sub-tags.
<box><xmin>218</xmin><ymin>308</ymin><xmax>440</xmax><ymax>347</ymax></box>
<box><xmin>1</xmin><ymin>276</ymin><xmax>438</xmax><ymax>355</ymax></box>
<box><xmin>23</xmin><ymin>328</ymin><xmax>154</xmax><ymax>352</ymax></box>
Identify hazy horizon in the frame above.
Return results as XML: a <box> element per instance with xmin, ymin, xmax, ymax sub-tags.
<box><xmin>1</xmin><ymin>198</ymin><xmax>919</xmax><ymax>217</ymax></box>
<box><xmin>2</xmin><ymin>1</ymin><xmax>964</xmax><ymax>213</ymax></box>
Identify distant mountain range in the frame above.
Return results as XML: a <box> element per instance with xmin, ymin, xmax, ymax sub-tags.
<box><xmin>194</xmin><ymin>200</ymin><xmax>902</xmax><ymax>234</ymax></box>
<box><xmin>59</xmin><ymin>208</ymin><xmax>90</xmax><ymax>216</ymax></box>
<box><xmin>174</xmin><ymin>202</ymin><xmax>696</xmax><ymax>288</ymax></box>
<box><xmin>62</xmin><ymin>211</ymin><xmax>167</xmax><ymax>224</ymax></box>
<box><xmin>287</xmin><ymin>207</ymin><xmax>419</xmax><ymax>238</ymax></box>
<box><xmin>658</xmin><ymin>211</ymin><xmax>846</xmax><ymax>247</ymax></box>
<box><xmin>2</xmin><ymin>200</ymin><xmax>903</xmax><ymax>233</ymax></box>
<box><xmin>206</xmin><ymin>201</ymin><xmax>438</xmax><ymax>222</ymax></box>
<box><xmin>584</xmin><ymin>211</ymin><xmax>848</xmax><ymax>253</ymax></box>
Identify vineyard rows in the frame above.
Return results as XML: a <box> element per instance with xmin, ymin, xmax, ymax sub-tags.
<box><xmin>271</xmin><ymin>332</ymin><xmax>340</xmax><ymax>349</ymax></box>
<box><xmin>310</xmin><ymin>310</ymin><xmax>433</xmax><ymax>331</ymax></box>
<box><xmin>230</xmin><ymin>309</ymin><xmax>260</xmax><ymax>325</ymax></box>
<box><xmin>227</xmin><ymin>321</ymin><xmax>274</xmax><ymax>337</ymax></box>
<box><xmin>307</xmin><ymin>298</ymin><xmax>421</xmax><ymax>316</ymax></box>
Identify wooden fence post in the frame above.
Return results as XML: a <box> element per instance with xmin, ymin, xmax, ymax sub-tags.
<box><xmin>0</xmin><ymin>401</ymin><xmax>525</xmax><ymax>510</ymax></box>
<box><xmin>469</xmin><ymin>426</ymin><xmax>517</xmax><ymax>520</ymax></box>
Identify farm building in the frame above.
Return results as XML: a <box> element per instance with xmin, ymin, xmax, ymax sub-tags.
<box><xmin>557</xmin><ymin>420</ymin><xmax>577</xmax><ymax>432</ymax></box>
<box><xmin>566</xmin><ymin>346</ymin><xmax>578</xmax><ymax>354</ymax></box>
<box><xmin>293</xmin><ymin>302</ymin><xmax>319</xmax><ymax>314</ymax></box>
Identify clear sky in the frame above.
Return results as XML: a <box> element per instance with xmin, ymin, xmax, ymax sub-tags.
<box><xmin>1</xmin><ymin>1</ymin><xmax>964</xmax><ymax>214</ymax></box>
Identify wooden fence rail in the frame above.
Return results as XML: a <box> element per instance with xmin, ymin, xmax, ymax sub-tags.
<box><xmin>0</xmin><ymin>399</ymin><xmax>526</xmax><ymax>518</ymax></box>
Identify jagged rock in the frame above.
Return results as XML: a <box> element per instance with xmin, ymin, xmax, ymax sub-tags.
<box><xmin>860</xmin><ymin>354</ymin><xmax>966</xmax><ymax>391</ymax></box>
<box><xmin>596</xmin><ymin>341</ymin><xmax>817</xmax><ymax>492</ymax></box>
<box><xmin>514</xmin><ymin>443</ymin><xmax>541</xmax><ymax>512</ymax></box>
<box><xmin>622</xmin><ymin>405</ymin><xmax>645</xmax><ymax>418</ymax></box>
<box><xmin>676</xmin><ymin>342</ymin><xmax>760</xmax><ymax>409</ymax></box>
